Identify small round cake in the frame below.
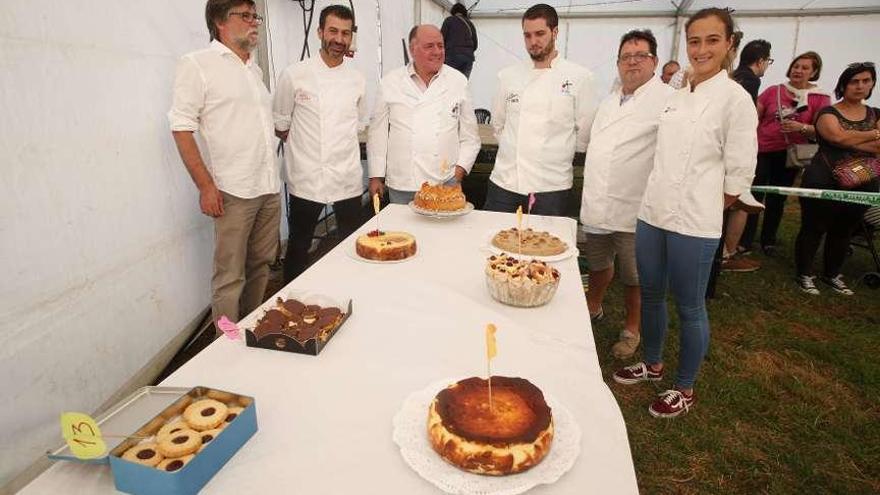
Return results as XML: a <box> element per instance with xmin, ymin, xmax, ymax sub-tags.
<box><xmin>427</xmin><ymin>376</ymin><xmax>554</xmax><ymax>476</ymax></box>
<box><xmin>486</xmin><ymin>254</ymin><xmax>560</xmax><ymax>307</ymax></box>
<box><xmin>355</xmin><ymin>230</ymin><xmax>417</xmax><ymax>261</ymax></box>
<box><xmin>413</xmin><ymin>182</ymin><xmax>466</xmax><ymax>212</ymax></box>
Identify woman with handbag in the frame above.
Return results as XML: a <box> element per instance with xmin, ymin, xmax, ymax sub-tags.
<box><xmin>740</xmin><ymin>52</ymin><xmax>831</xmax><ymax>256</ymax></box>
<box><xmin>612</xmin><ymin>8</ymin><xmax>758</xmax><ymax>418</ymax></box>
<box><xmin>794</xmin><ymin>62</ymin><xmax>880</xmax><ymax>295</ymax></box>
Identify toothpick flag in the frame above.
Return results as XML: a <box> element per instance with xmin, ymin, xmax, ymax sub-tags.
<box><xmin>485</xmin><ymin>323</ymin><xmax>497</xmax><ymax>361</ymax></box>
<box><xmin>372</xmin><ymin>193</ymin><xmax>381</xmax><ymax>232</ymax></box>
<box><xmin>527</xmin><ymin>193</ymin><xmax>536</xmax><ymax>228</ymax></box>
<box><xmin>485</xmin><ymin>323</ymin><xmax>497</xmax><ymax>412</ymax></box>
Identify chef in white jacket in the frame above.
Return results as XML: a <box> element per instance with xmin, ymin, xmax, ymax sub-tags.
<box><xmin>368</xmin><ymin>24</ymin><xmax>480</xmax><ymax>205</ymax></box>
<box><xmin>273</xmin><ymin>5</ymin><xmax>366</xmax><ymax>283</ymax></box>
<box><xmin>612</xmin><ymin>8</ymin><xmax>757</xmax><ymax>419</ymax></box>
<box><xmin>485</xmin><ymin>3</ymin><xmax>597</xmax><ymax>216</ymax></box>
<box><xmin>579</xmin><ymin>29</ymin><xmax>673</xmax><ymax>360</ymax></box>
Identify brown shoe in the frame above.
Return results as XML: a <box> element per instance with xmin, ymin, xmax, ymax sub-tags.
<box><xmin>721</xmin><ymin>256</ymin><xmax>760</xmax><ymax>273</ymax></box>
<box><xmin>611</xmin><ymin>330</ymin><xmax>640</xmax><ymax>359</ymax></box>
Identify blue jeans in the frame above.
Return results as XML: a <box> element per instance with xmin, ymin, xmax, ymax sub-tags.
<box><xmin>636</xmin><ymin>220</ymin><xmax>719</xmax><ymax>389</ymax></box>
<box><xmin>483</xmin><ymin>180</ymin><xmax>569</xmax><ymax>216</ymax></box>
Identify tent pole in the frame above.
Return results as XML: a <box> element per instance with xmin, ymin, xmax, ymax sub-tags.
<box><xmin>670</xmin><ymin>0</ymin><xmax>695</xmax><ymax>64</ymax></box>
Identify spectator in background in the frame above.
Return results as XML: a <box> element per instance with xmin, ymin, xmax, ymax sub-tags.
<box><xmin>794</xmin><ymin>62</ymin><xmax>879</xmax><ymax>296</ymax></box>
<box><xmin>580</xmin><ymin>29</ymin><xmax>673</xmax><ymax>359</ymax></box>
<box><xmin>661</xmin><ymin>60</ymin><xmax>680</xmax><ymax>84</ymax></box>
<box><xmin>732</xmin><ymin>39</ymin><xmax>772</xmax><ymax>102</ymax></box>
<box><xmin>442</xmin><ymin>3</ymin><xmax>478</xmax><ymax>78</ymax></box>
<box><xmin>741</xmin><ymin>51</ymin><xmax>831</xmax><ymax>257</ymax></box>
<box><xmin>613</xmin><ymin>8</ymin><xmax>757</xmax><ymax>418</ymax></box>
<box><xmin>720</xmin><ymin>39</ymin><xmax>773</xmax><ymax>273</ymax></box>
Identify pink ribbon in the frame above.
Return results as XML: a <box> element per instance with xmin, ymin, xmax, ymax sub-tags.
<box><xmin>217</xmin><ymin>316</ymin><xmax>240</xmax><ymax>340</ymax></box>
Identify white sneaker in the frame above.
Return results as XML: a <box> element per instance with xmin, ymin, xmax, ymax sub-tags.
<box><xmin>821</xmin><ymin>275</ymin><xmax>854</xmax><ymax>296</ymax></box>
<box><xmin>796</xmin><ymin>275</ymin><xmax>820</xmax><ymax>295</ymax></box>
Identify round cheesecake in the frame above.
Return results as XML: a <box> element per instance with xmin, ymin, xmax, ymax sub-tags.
<box><xmin>413</xmin><ymin>182</ymin><xmax>467</xmax><ymax>212</ymax></box>
<box><xmin>427</xmin><ymin>376</ymin><xmax>553</xmax><ymax>476</ymax></box>
<box><xmin>355</xmin><ymin>230</ymin><xmax>417</xmax><ymax>261</ymax></box>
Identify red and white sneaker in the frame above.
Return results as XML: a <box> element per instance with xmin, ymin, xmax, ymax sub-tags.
<box><xmin>648</xmin><ymin>389</ymin><xmax>694</xmax><ymax>418</ymax></box>
<box><xmin>612</xmin><ymin>362</ymin><xmax>663</xmax><ymax>385</ymax></box>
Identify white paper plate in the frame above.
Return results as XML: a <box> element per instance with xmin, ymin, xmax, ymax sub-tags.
<box><xmin>346</xmin><ymin>240</ymin><xmax>419</xmax><ymax>264</ymax></box>
<box><xmin>484</xmin><ymin>229</ymin><xmax>578</xmax><ymax>262</ymax></box>
<box><xmin>392</xmin><ymin>377</ymin><xmax>581</xmax><ymax>495</ymax></box>
<box><xmin>408</xmin><ymin>201</ymin><xmax>475</xmax><ymax>218</ymax></box>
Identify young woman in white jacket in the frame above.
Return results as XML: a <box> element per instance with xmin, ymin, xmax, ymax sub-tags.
<box><xmin>612</xmin><ymin>7</ymin><xmax>758</xmax><ymax>418</ymax></box>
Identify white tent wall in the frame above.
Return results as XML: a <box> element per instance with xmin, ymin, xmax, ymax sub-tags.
<box><xmin>672</xmin><ymin>14</ymin><xmax>880</xmax><ymax>107</ymax></box>
<box><xmin>468</xmin><ymin>17</ymin><xmax>677</xmax><ymax>110</ymax></box>
<box><xmin>0</xmin><ymin>0</ymin><xmax>225</xmax><ymax>489</ymax></box>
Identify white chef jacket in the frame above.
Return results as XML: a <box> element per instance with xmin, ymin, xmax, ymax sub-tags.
<box><xmin>490</xmin><ymin>55</ymin><xmax>597</xmax><ymax>195</ymax></box>
<box><xmin>368</xmin><ymin>64</ymin><xmax>480</xmax><ymax>192</ymax></box>
<box><xmin>168</xmin><ymin>40</ymin><xmax>279</xmax><ymax>199</ymax></box>
<box><xmin>273</xmin><ymin>56</ymin><xmax>366</xmax><ymax>203</ymax></box>
<box><xmin>580</xmin><ymin>77</ymin><xmax>673</xmax><ymax>233</ymax></box>
<box><xmin>639</xmin><ymin>70</ymin><xmax>758</xmax><ymax>238</ymax></box>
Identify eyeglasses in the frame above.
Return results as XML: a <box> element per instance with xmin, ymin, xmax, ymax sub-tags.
<box><xmin>848</xmin><ymin>61</ymin><xmax>876</xmax><ymax>69</ymax></box>
<box><xmin>228</xmin><ymin>11</ymin><xmax>264</xmax><ymax>25</ymax></box>
<box><xmin>618</xmin><ymin>52</ymin><xmax>654</xmax><ymax>63</ymax></box>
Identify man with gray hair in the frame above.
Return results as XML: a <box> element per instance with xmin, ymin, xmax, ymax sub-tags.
<box><xmin>168</xmin><ymin>0</ymin><xmax>280</xmax><ymax>334</ymax></box>
<box><xmin>368</xmin><ymin>24</ymin><xmax>479</xmax><ymax>205</ymax></box>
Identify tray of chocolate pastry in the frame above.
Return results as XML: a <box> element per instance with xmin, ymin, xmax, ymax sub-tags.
<box><xmin>245</xmin><ymin>294</ymin><xmax>353</xmax><ymax>356</ymax></box>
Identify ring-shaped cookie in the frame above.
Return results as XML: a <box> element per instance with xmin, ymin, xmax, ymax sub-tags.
<box><xmin>183</xmin><ymin>399</ymin><xmax>228</xmax><ymax>431</ymax></box>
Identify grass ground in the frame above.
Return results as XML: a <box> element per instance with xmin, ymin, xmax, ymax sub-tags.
<box><xmin>588</xmin><ymin>200</ymin><xmax>880</xmax><ymax>494</ymax></box>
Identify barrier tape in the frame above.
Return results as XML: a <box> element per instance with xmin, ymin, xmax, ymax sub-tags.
<box><xmin>751</xmin><ymin>186</ymin><xmax>880</xmax><ymax>207</ymax></box>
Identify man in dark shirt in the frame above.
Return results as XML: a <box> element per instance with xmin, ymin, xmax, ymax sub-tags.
<box><xmin>721</xmin><ymin>38</ymin><xmax>772</xmax><ymax>273</ymax></box>
<box><xmin>732</xmin><ymin>39</ymin><xmax>772</xmax><ymax>103</ymax></box>
<box><xmin>441</xmin><ymin>3</ymin><xmax>478</xmax><ymax>78</ymax></box>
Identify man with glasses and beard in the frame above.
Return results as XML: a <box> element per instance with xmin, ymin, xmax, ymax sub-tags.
<box><xmin>485</xmin><ymin>3</ymin><xmax>597</xmax><ymax>216</ymax></box>
<box><xmin>579</xmin><ymin>30</ymin><xmax>673</xmax><ymax>359</ymax></box>
<box><xmin>273</xmin><ymin>5</ymin><xmax>367</xmax><ymax>283</ymax></box>
<box><xmin>168</xmin><ymin>0</ymin><xmax>280</xmax><ymax>336</ymax></box>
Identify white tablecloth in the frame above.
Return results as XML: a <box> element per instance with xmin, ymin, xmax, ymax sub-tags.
<box><xmin>22</xmin><ymin>205</ymin><xmax>638</xmax><ymax>494</ymax></box>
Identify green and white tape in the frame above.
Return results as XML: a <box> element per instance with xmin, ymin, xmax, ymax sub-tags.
<box><xmin>751</xmin><ymin>186</ymin><xmax>880</xmax><ymax>207</ymax></box>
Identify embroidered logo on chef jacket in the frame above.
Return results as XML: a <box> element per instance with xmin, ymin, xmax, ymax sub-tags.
<box><xmin>506</xmin><ymin>93</ymin><xmax>520</xmax><ymax>104</ymax></box>
<box><xmin>662</xmin><ymin>105</ymin><xmax>677</xmax><ymax>114</ymax></box>
<box><xmin>294</xmin><ymin>90</ymin><xmax>313</xmax><ymax>103</ymax></box>
<box><xmin>561</xmin><ymin>80</ymin><xmax>573</xmax><ymax>95</ymax></box>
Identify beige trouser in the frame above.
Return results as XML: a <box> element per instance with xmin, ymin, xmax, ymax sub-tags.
<box><xmin>212</xmin><ymin>192</ymin><xmax>281</xmax><ymax>328</ymax></box>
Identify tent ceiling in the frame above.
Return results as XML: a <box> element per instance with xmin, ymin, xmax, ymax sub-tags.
<box><xmin>438</xmin><ymin>0</ymin><xmax>880</xmax><ymax>17</ymax></box>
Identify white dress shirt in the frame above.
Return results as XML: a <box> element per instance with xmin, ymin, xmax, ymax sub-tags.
<box><xmin>639</xmin><ymin>70</ymin><xmax>758</xmax><ymax>238</ymax></box>
<box><xmin>580</xmin><ymin>77</ymin><xmax>673</xmax><ymax>233</ymax></box>
<box><xmin>490</xmin><ymin>55</ymin><xmax>597</xmax><ymax>195</ymax></box>
<box><xmin>273</xmin><ymin>56</ymin><xmax>366</xmax><ymax>203</ymax></box>
<box><xmin>368</xmin><ymin>64</ymin><xmax>480</xmax><ymax>192</ymax></box>
<box><xmin>168</xmin><ymin>40</ymin><xmax>279</xmax><ymax>199</ymax></box>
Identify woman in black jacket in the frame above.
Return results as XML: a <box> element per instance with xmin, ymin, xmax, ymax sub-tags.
<box><xmin>442</xmin><ymin>3</ymin><xmax>478</xmax><ymax>78</ymax></box>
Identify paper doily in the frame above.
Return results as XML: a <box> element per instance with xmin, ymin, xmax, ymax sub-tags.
<box><xmin>392</xmin><ymin>377</ymin><xmax>581</xmax><ymax>495</ymax></box>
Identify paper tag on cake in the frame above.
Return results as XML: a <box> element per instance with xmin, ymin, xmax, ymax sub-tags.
<box><xmin>217</xmin><ymin>316</ymin><xmax>240</xmax><ymax>340</ymax></box>
<box><xmin>372</xmin><ymin>193</ymin><xmax>381</xmax><ymax>215</ymax></box>
<box><xmin>60</xmin><ymin>412</ymin><xmax>107</xmax><ymax>459</ymax></box>
<box><xmin>485</xmin><ymin>324</ymin><xmax>497</xmax><ymax>360</ymax></box>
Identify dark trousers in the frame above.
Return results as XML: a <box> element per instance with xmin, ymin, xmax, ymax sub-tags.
<box><xmin>482</xmin><ymin>180</ymin><xmax>569</xmax><ymax>217</ymax></box>
<box><xmin>794</xmin><ymin>195</ymin><xmax>867</xmax><ymax>277</ymax></box>
<box><xmin>284</xmin><ymin>194</ymin><xmax>365</xmax><ymax>283</ymax></box>
<box><xmin>741</xmin><ymin>150</ymin><xmax>800</xmax><ymax>249</ymax></box>
<box><xmin>445</xmin><ymin>53</ymin><xmax>474</xmax><ymax>78</ymax></box>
